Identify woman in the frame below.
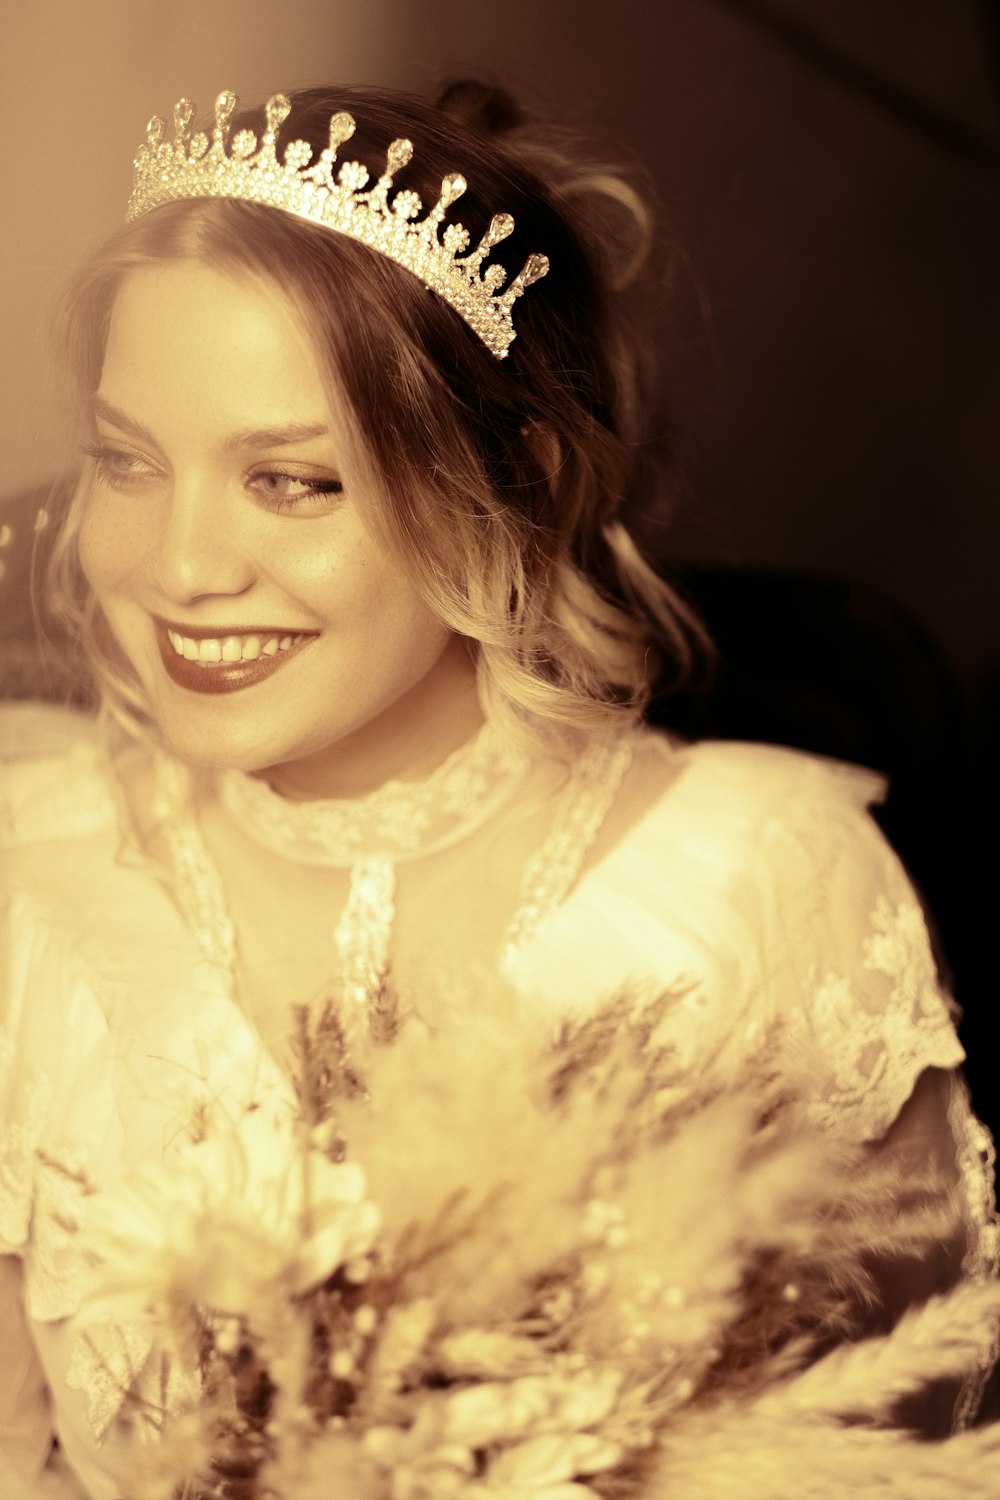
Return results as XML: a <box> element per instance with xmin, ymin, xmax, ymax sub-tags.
<box><xmin>0</xmin><ymin>80</ymin><xmax>995</xmax><ymax>1498</ymax></box>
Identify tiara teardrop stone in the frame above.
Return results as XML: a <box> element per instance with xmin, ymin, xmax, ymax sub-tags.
<box><xmin>127</xmin><ymin>90</ymin><xmax>550</xmax><ymax>358</ymax></box>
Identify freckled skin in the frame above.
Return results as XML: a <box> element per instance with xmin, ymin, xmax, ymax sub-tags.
<box><xmin>80</xmin><ymin>262</ymin><xmax>481</xmax><ymax>797</ymax></box>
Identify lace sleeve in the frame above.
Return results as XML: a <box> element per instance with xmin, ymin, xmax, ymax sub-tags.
<box><xmin>758</xmin><ymin>779</ymin><xmax>964</xmax><ymax>1143</ymax></box>
<box><xmin>753</xmin><ymin>771</ymin><xmax>998</xmax><ymax>1425</ymax></box>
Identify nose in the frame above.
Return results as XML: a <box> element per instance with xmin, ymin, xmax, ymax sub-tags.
<box><xmin>148</xmin><ymin>475</ymin><xmax>256</xmax><ymax>606</ymax></box>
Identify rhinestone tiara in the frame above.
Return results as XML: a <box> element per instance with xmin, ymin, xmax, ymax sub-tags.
<box><xmin>127</xmin><ymin>90</ymin><xmax>550</xmax><ymax>359</ymax></box>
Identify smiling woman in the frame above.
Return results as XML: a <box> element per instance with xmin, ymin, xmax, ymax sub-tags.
<box><xmin>0</xmin><ymin>80</ymin><xmax>997</xmax><ymax>1499</ymax></box>
<box><xmin>73</xmin><ymin>261</ymin><xmax>475</xmax><ymax>792</ymax></box>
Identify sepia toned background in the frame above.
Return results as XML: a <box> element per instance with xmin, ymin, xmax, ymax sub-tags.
<box><xmin>1</xmin><ymin>1</ymin><xmax>998</xmax><ymax>1105</ymax></box>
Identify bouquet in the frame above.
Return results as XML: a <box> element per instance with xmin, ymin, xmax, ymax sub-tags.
<box><xmin>74</xmin><ymin>987</ymin><xmax>1000</xmax><ymax>1499</ymax></box>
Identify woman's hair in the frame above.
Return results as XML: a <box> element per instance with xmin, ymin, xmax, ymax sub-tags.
<box><xmin>49</xmin><ymin>79</ymin><xmax>710</xmax><ymax>754</ymax></box>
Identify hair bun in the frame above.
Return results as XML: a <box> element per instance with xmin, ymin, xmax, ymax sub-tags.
<box><xmin>435</xmin><ymin>79</ymin><xmax>525</xmax><ymax>137</ymax></box>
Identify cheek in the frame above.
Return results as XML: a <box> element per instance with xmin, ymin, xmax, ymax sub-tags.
<box><xmin>350</xmin><ymin>560</ymin><xmax>446</xmax><ymax>653</ymax></box>
<box><xmin>330</xmin><ymin>554</ymin><xmax>451</xmax><ymax>670</ymax></box>
<box><xmin>377</xmin><ymin>598</ymin><xmax>454</xmax><ymax>687</ymax></box>
<box><xmin>287</xmin><ymin>523</ymin><xmax>438</xmax><ymax>639</ymax></box>
<box><xmin>77</xmin><ymin>489</ymin><xmax>143</xmax><ymax>595</ymax></box>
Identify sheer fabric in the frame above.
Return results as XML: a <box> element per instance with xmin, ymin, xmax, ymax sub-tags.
<box><xmin>0</xmin><ymin>703</ymin><xmax>994</xmax><ymax>1497</ymax></box>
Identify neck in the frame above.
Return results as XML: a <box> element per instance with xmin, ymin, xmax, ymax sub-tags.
<box><xmin>258</xmin><ymin>636</ymin><xmax>486</xmax><ymax>801</ymax></box>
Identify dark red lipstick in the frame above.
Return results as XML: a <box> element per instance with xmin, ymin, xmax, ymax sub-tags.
<box><xmin>155</xmin><ymin>621</ymin><xmax>316</xmax><ymax>695</ymax></box>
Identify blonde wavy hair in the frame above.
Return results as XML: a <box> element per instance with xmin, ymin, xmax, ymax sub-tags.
<box><xmin>49</xmin><ymin>81</ymin><xmax>710</xmax><ymax>757</ymax></box>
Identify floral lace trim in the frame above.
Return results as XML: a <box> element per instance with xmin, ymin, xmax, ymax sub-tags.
<box><xmin>25</xmin><ymin>1153</ymin><xmax>95</xmax><ymax>1324</ymax></box>
<box><xmin>1</xmin><ymin>1087</ymin><xmax>95</xmax><ymax>1321</ymax></box>
<box><xmin>217</xmin><ymin>720</ymin><xmax>531</xmax><ymax>866</ymax></box>
<box><xmin>66</xmin><ymin>1320</ymin><xmax>157</xmax><ymax>1444</ymax></box>
<box><xmin>504</xmin><ymin>736</ymin><xmax>635</xmax><ymax>956</ymax></box>
<box><xmin>66</xmin><ymin>1316</ymin><xmax>204</xmax><ymax>1445</ymax></box>
<box><xmin>803</xmin><ymin>895</ymin><xmax>963</xmax><ymax>1140</ymax></box>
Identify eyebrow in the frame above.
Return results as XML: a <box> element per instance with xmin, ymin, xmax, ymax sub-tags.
<box><xmin>91</xmin><ymin>396</ymin><xmax>332</xmax><ymax>454</ymax></box>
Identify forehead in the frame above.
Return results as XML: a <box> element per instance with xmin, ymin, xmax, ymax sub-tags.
<box><xmin>99</xmin><ymin>262</ymin><xmax>335</xmax><ymax>437</ymax></box>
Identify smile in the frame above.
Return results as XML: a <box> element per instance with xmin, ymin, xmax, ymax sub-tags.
<box><xmin>154</xmin><ymin>621</ymin><xmax>317</xmax><ymax>695</ymax></box>
<box><xmin>166</xmin><ymin>629</ymin><xmax>310</xmax><ymax>664</ymax></box>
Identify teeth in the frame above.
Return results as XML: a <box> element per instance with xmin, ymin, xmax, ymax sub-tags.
<box><xmin>166</xmin><ymin>629</ymin><xmax>307</xmax><ymax>665</ymax></box>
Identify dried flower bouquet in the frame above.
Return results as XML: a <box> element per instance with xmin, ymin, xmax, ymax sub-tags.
<box><xmin>74</xmin><ymin>988</ymin><xmax>1000</xmax><ymax>1499</ymax></box>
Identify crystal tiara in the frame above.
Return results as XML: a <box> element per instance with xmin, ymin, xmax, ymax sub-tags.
<box><xmin>127</xmin><ymin>90</ymin><xmax>550</xmax><ymax>359</ymax></box>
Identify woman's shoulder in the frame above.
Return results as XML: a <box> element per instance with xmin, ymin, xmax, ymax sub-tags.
<box><xmin>614</xmin><ymin>728</ymin><xmax>929</xmax><ymax>994</ymax></box>
<box><xmin>0</xmin><ymin>701</ymin><xmax>119</xmax><ymax>848</ymax></box>
<box><xmin>669</xmin><ymin>725</ymin><xmax>886</xmax><ymax>802</ymax></box>
<box><xmin>517</xmin><ymin>725</ymin><xmax>960</xmax><ymax>1104</ymax></box>
<box><xmin>618</xmin><ymin>729</ymin><xmax>963</xmax><ymax>1132</ymax></box>
<box><xmin>516</xmin><ymin>728</ymin><xmax>892</xmax><ymax>1032</ymax></box>
<box><xmin>618</xmin><ymin>726</ymin><xmax>889</xmax><ymax>883</ymax></box>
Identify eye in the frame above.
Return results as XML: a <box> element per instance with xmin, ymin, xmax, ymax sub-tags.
<box><xmin>248</xmin><ymin>469</ymin><xmax>344</xmax><ymax>515</ymax></box>
<box><xmin>81</xmin><ymin>442</ymin><xmax>162</xmax><ymax>492</ymax></box>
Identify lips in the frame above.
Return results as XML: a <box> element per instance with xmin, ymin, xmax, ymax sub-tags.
<box><xmin>154</xmin><ymin>620</ymin><xmax>316</xmax><ymax>695</ymax></box>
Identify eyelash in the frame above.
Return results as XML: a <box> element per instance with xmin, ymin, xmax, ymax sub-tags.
<box><xmin>80</xmin><ymin>444</ymin><xmax>344</xmax><ymax>515</ymax></box>
<box><xmin>250</xmin><ymin>471</ymin><xmax>344</xmax><ymax>514</ymax></box>
<box><xmin>81</xmin><ymin>444</ymin><xmax>155</xmax><ymax>489</ymax></box>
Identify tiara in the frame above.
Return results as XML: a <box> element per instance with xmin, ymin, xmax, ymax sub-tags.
<box><xmin>127</xmin><ymin>90</ymin><xmax>550</xmax><ymax>359</ymax></box>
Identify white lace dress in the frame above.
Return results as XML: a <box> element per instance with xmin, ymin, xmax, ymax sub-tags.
<box><xmin>0</xmin><ymin>702</ymin><xmax>995</xmax><ymax>1499</ymax></box>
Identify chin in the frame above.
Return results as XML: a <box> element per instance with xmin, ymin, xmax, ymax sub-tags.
<box><xmin>149</xmin><ymin>703</ymin><xmax>295</xmax><ymax>774</ymax></box>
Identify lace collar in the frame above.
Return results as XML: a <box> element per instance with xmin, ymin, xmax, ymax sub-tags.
<box><xmin>216</xmin><ymin>719</ymin><xmax>532</xmax><ymax>867</ymax></box>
